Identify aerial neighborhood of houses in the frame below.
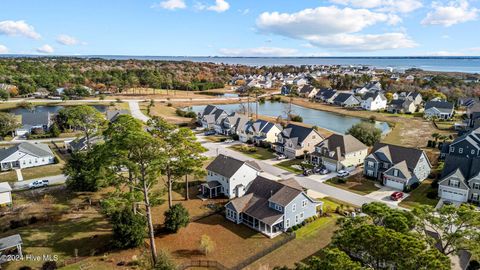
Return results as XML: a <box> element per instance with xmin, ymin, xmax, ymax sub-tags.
<box><xmin>2</xmin><ymin>62</ymin><xmax>480</xmax><ymax>270</ymax></box>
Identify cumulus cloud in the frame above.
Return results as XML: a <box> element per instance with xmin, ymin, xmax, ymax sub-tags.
<box><xmin>330</xmin><ymin>0</ymin><xmax>423</xmax><ymax>13</ymax></box>
<box><xmin>256</xmin><ymin>6</ymin><xmax>414</xmax><ymax>52</ymax></box>
<box><xmin>218</xmin><ymin>47</ymin><xmax>298</xmax><ymax>57</ymax></box>
<box><xmin>56</xmin><ymin>34</ymin><xmax>80</xmax><ymax>46</ymax></box>
<box><xmin>0</xmin><ymin>20</ymin><xmax>41</xmax><ymax>39</ymax></box>
<box><xmin>207</xmin><ymin>0</ymin><xmax>230</xmax><ymax>12</ymax></box>
<box><xmin>36</xmin><ymin>44</ymin><xmax>54</xmax><ymax>54</ymax></box>
<box><xmin>196</xmin><ymin>0</ymin><xmax>230</xmax><ymax>12</ymax></box>
<box><xmin>0</xmin><ymin>45</ymin><xmax>8</xmax><ymax>54</ymax></box>
<box><xmin>151</xmin><ymin>0</ymin><xmax>186</xmax><ymax>10</ymax></box>
<box><xmin>257</xmin><ymin>6</ymin><xmax>400</xmax><ymax>38</ymax></box>
<box><xmin>422</xmin><ymin>0</ymin><xmax>478</xmax><ymax>26</ymax></box>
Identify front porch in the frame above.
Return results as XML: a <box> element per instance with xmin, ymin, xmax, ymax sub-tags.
<box><xmin>226</xmin><ymin>208</ymin><xmax>283</xmax><ymax>238</ymax></box>
<box><xmin>200</xmin><ymin>181</ymin><xmax>223</xmax><ymax>199</ymax></box>
<box><xmin>1</xmin><ymin>161</ymin><xmax>20</xmax><ymax>171</ymax></box>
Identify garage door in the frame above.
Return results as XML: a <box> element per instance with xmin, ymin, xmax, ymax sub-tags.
<box><xmin>441</xmin><ymin>190</ymin><xmax>467</xmax><ymax>202</ymax></box>
<box><xmin>385</xmin><ymin>179</ymin><xmax>404</xmax><ymax>190</ymax></box>
<box><xmin>323</xmin><ymin>161</ymin><xmax>337</xmax><ymax>172</ymax></box>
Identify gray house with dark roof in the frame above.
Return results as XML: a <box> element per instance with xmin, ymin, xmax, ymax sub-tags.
<box><xmin>424</xmin><ymin>100</ymin><xmax>454</xmax><ymax>119</ymax></box>
<box><xmin>311</xmin><ymin>134</ymin><xmax>368</xmax><ymax>172</ymax></box>
<box><xmin>225</xmin><ymin>176</ymin><xmax>321</xmax><ymax>238</ymax></box>
<box><xmin>214</xmin><ymin>112</ymin><xmax>250</xmax><ymax>136</ymax></box>
<box><xmin>438</xmin><ymin>127</ymin><xmax>480</xmax><ymax>203</ymax></box>
<box><xmin>201</xmin><ymin>154</ymin><xmax>261</xmax><ymax>199</ymax></box>
<box><xmin>364</xmin><ymin>143</ymin><xmax>431</xmax><ymax>190</ymax></box>
<box><xmin>197</xmin><ymin>105</ymin><xmax>228</xmax><ymax>129</ymax></box>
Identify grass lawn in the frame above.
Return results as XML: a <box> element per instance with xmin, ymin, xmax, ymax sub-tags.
<box><xmin>325</xmin><ymin>174</ymin><xmax>379</xmax><ymax>195</ymax></box>
<box><xmin>154</xmin><ymin>214</ymin><xmax>290</xmax><ymax>268</ymax></box>
<box><xmin>399</xmin><ymin>179</ymin><xmax>439</xmax><ymax>209</ymax></box>
<box><xmin>249</xmin><ymin>215</ymin><xmax>339</xmax><ymax>269</ymax></box>
<box><xmin>229</xmin><ymin>144</ymin><xmax>276</xmax><ymax>160</ymax></box>
<box><xmin>435</xmin><ymin>121</ymin><xmax>455</xmax><ymax>130</ymax></box>
<box><xmin>203</xmin><ymin>135</ymin><xmax>231</xmax><ymax>143</ymax></box>
<box><xmin>140</xmin><ymin>101</ymin><xmax>192</xmax><ymax>124</ymax></box>
<box><xmin>275</xmin><ymin>159</ymin><xmax>310</xmax><ymax>174</ymax></box>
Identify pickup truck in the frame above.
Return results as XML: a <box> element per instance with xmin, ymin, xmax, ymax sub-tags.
<box><xmin>28</xmin><ymin>180</ymin><xmax>49</xmax><ymax>189</ymax></box>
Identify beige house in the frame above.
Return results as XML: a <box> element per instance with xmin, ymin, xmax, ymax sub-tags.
<box><xmin>275</xmin><ymin>124</ymin><xmax>324</xmax><ymax>158</ymax></box>
<box><xmin>311</xmin><ymin>134</ymin><xmax>368</xmax><ymax>171</ymax></box>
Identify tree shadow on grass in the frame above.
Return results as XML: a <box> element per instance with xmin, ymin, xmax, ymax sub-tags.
<box><xmin>193</xmin><ymin>214</ymin><xmax>261</xmax><ymax>240</ymax></box>
<box><xmin>6</xmin><ymin>216</ymin><xmax>113</xmax><ymax>258</ymax></box>
<box><xmin>172</xmin><ymin>249</ymin><xmax>203</xmax><ymax>258</ymax></box>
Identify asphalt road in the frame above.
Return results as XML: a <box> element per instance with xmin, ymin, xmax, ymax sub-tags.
<box><xmin>11</xmin><ymin>174</ymin><xmax>67</xmax><ymax>191</ymax></box>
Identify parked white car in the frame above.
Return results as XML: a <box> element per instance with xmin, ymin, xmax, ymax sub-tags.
<box><xmin>28</xmin><ymin>180</ymin><xmax>49</xmax><ymax>189</ymax></box>
<box><xmin>276</xmin><ymin>154</ymin><xmax>287</xmax><ymax>160</ymax></box>
<box><xmin>337</xmin><ymin>170</ymin><xmax>350</xmax><ymax>178</ymax></box>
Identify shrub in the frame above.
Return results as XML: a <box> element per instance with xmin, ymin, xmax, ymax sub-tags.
<box><xmin>199</xmin><ymin>234</ymin><xmax>215</xmax><ymax>255</ymax></box>
<box><xmin>110</xmin><ymin>208</ymin><xmax>147</xmax><ymax>249</ymax></box>
<box><xmin>292</xmin><ymin>225</ymin><xmax>298</xmax><ymax>231</ymax></box>
<box><xmin>346</xmin><ymin>122</ymin><xmax>382</xmax><ymax>146</ymax></box>
<box><xmin>41</xmin><ymin>261</ymin><xmax>57</xmax><ymax>270</ymax></box>
<box><xmin>167</xmin><ymin>103</ymin><xmax>172</xmax><ymax>107</ymax></box>
<box><xmin>154</xmin><ymin>250</ymin><xmax>177</xmax><ymax>270</ymax></box>
<box><xmin>426</xmin><ymin>190</ymin><xmax>438</xmax><ymax>199</ymax></box>
<box><xmin>164</xmin><ymin>204</ymin><xmax>190</xmax><ymax>233</ymax></box>
<box><xmin>337</xmin><ymin>178</ymin><xmax>347</xmax><ymax>184</ymax></box>
<box><xmin>19</xmin><ymin>267</ymin><xmax>32</xmax><ymax>270</ymax></box>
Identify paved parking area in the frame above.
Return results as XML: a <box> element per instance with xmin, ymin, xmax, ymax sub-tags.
<box><xmin>365</xmin><ymin>185</ymin><xmax>410</xmax><ymax>206</ymax></box>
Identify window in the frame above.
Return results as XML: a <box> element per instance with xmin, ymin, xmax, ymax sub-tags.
<box><xmin>450</xmin><ymin>146</ymin><xmax>455</xmax><ymax>153</ymax></box>
<box><xmin>459</xmin><ymin>148</ymin><xmax>463</xmax><ymax>154</ymax></box>
<box><xmin>472</xmin><ymin>150</ymin><xmax>476</xmax><ymax>155</ymax></box>
<box><xmin>302</xmin><ymin>200</ymin><xmax>307</xmax><ymax>207</ymax></box>
<box><xmin>449</xmin><ymin>179</ymin><xmax>460</xmax><ymax>188</ymax></box>
<box><xmin>383</xmin><ymin>163</ymin><xmax>389</xmax><ymax>169</ymax></box>
<box><xmin>285</xmin><ymin>219</ymin><xmax>290</xmax><ymax>227</ymax></box>
<box><xmin>472</xmin><ymin>193</ymin><xmax>479</xmax><ymax>201</ymax></box>
<box><xmin>300</xmin><ymin>212</ymin><xmax>304</xmax><ymax>219</ymax></box>
<box><xmin>292</xmin><ymin>204</ymin><xmax>296</xmax><ymax>212</ymax></box>
<box><xmin>295</xmin><ymin>215</ymin><xmax>299</xmax><ymax>224</ymax></box>
<box><xmin>473</xmin><ymin>183</ymin><xmax>480</xmax><ymax>190</ymax></box>
<box><xmin>367</xmin><ymin>161</ymin><xmax>374</xmax><ymax>167</ymax></box>
<box><xmin>393</xmin><ymin>169</ymin><xmax>398</xmax><ymax>177</ymax></box>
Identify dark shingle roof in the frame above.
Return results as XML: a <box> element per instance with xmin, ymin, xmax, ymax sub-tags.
<box><xmin>206</xmin><ymin>154</ymin><xmax>261</xmax><ymax>178</ymax></box>
<box><xmin>21</xmin><ymin>112</ymin><xmax>52</xmax><ymax>127</ymax></box>
<box><xmin>280</xmin><ymin>124</ymin><xmax>315</xmax><ymax>145</ymax></box>
<box><xmin>371</xmin><ymin>143</ymin><xmax>427</xmax><ymax>170</ymax></box>
<box><xmin>316</xmin><ymin>134</ymin><xmax>367</xmax><ymax>161</ymax></box>
<box><xmin>425</xmin><ymin>101</ymin><xmax>454</xmax><ymax>110</ymax></box>
<box><xmin>333</xmin><ymin>93</ymin><xmax>355</xmax><ymax>103</ymax></box>
<box><xmin>228</xmin><ymin>176</ymin><xmax>304</xmax><ymax>225</ymax></box>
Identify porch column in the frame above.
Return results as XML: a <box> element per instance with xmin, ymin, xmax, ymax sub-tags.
<box><xmin>17</xmin><ymin>244</ymin><xmax>22</xmax><ymax>257</ymax></box>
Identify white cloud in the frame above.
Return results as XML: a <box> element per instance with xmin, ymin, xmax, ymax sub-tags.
<box><xmin>207</xmin><ymin>0</ymin><xmax>230</xmax><ymax>12</ymax></box>
<box><xmin>151</xmin><ymin>0</ymin><xmax>186</xmax><ymax>10</ymax></box>
<box><xmin>257</xmin><ymin>6</ymin><xmax>399</xmax><ymax>38</ymax></box>
<box><xmin>56</xmin><ymin>34</ymin><xmax>80</xmax><ymax>46</ymax></box>
<box><xmin>256</xmin><ymin>6</ymin><xmax>414</xmax><ymax>52</ymax></box>
<box><xmin>0</xmin><ymin>45</ymin><xmax>8</xmax><ymax>54</ymax></box>
<box><xmin>307</xmin><ymin>33</ymin><xmax>417</xmax><ymax>51</ymax></box>
<box><xmin>330</xmin><ymin>0</ymin><xmax>423</xmax><ymax>13</ymax></box>
<box><xmin>422</xmin><ymin>0</ymin><xmax>478</xmax><ymax>26</ymax></box>
<box><xmin>218</xmin><ymin>47</ymin><xmax>298</xmax><ymax>56</ymax></box>
<box><xmin>0</xmin><ymin>20</ymin><xmax>41</xmax><ymax>39</ymax></box>
<box><xmin>36</xmin><ymin>44</ymin><xmax>54</xmax><ymax>54</ymax></box>
<box><xmin>238</xmin><ymin>8</ymin><xmax>249</xmax><ymax>15</ymax></box>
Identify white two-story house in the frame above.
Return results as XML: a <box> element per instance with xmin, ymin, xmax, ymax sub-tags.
<box><xmin>201</xmin><ymin>154</ymin><xmax>261</xmax><ymax>199</ymax></box>
<box><xmin>360</xmin><ymin>92</ymin><xmax>387</xmax><ymax>111</ymax></box>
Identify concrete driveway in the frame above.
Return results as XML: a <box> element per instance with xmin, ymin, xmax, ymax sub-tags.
<box><xmin>365</xmin><ymin>185</ymin><xmax>410</xmax><ymax>206</ymax></box>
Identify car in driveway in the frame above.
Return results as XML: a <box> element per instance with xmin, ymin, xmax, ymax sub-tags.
<box><xmin>336</xmin><ymin>170</ymin><xmax>350</xmax><ymax>178</ymax></box>
<box><xmin>224</xmin><ymin>139</ymin><xmax>234</xmax><ymax>143</ymax></box>
<box><xmin>28</xmin><ymin>180</ymin><xmax>49</xmax><ymax>189</ymax></box>
<box><xmin>390</xmin><ymin>191</ymin><xmax>404</xmax><ymax>201</ymax></box>
<box><xmin>276</xmin><ymin>154</ymin><xmax>287</xmax><ymax>160</ymax></box>
<box><xmin>204</xmin><ymin>130</ymin><xmax>216</xmax><ymax>136</ymax></box>
<box><xmin>303</xmin><ymin>168</ymin><xmax>313</xmax><ymax>176</ymax></box>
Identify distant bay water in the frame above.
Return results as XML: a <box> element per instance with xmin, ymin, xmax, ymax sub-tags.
<box><xmin>2</xmin><ymin>55</ymin><xmax>480</xmax><ymax>73</ymax></box>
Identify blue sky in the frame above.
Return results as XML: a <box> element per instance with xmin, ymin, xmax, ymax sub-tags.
<box><xmin>0</xmin><ymin>0</ymin><xmax>479</xmax><ymax>56</ymax></box>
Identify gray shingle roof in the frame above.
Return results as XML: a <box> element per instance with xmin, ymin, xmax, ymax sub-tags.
<box><xmin>0</xmin><ymin>142</ymin><xmax>53</xmax><ymax>161</ymax></box>
<box><xmin>21</xmin><ymin>112</ymin><xmax>52</xmax><ymax>127</ymax></box>
<box><xmin>206</xmin><ymin>154</ymin><xmax>261</xmax><ymax>178</ymax></box>
<box><xmin>280</xmin><ymin>124</ymin><xmax>316</xmax><ymax>145</ymax></box>
<box><xmin>227</xmin><ymin>176</ymin><xmax>304</xmax><ymax>225</ymax></box>
<box><xmin>106</xmin><ymin>110</ymin><xmax>130</xmax><ymax>122</ymax></box>
<box><xmin>0</xmin><ymin>234</ymin><xmax>22</xmax><ymax>250</ymax></box>
<box><xmin>315</xmin><ymin>134</ymin><xmax>367</xmax><ymax>161</ymax></box>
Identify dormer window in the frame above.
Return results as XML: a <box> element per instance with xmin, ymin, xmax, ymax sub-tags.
<box><xmin>450</xmin><ymin>146</ymin><xmax>455</xmax><ymax>153</ymax></box>
<box><xmin>459</xmin><ymin>148</ymin><xmax>463</xmax><ymax>154</ymax></box>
